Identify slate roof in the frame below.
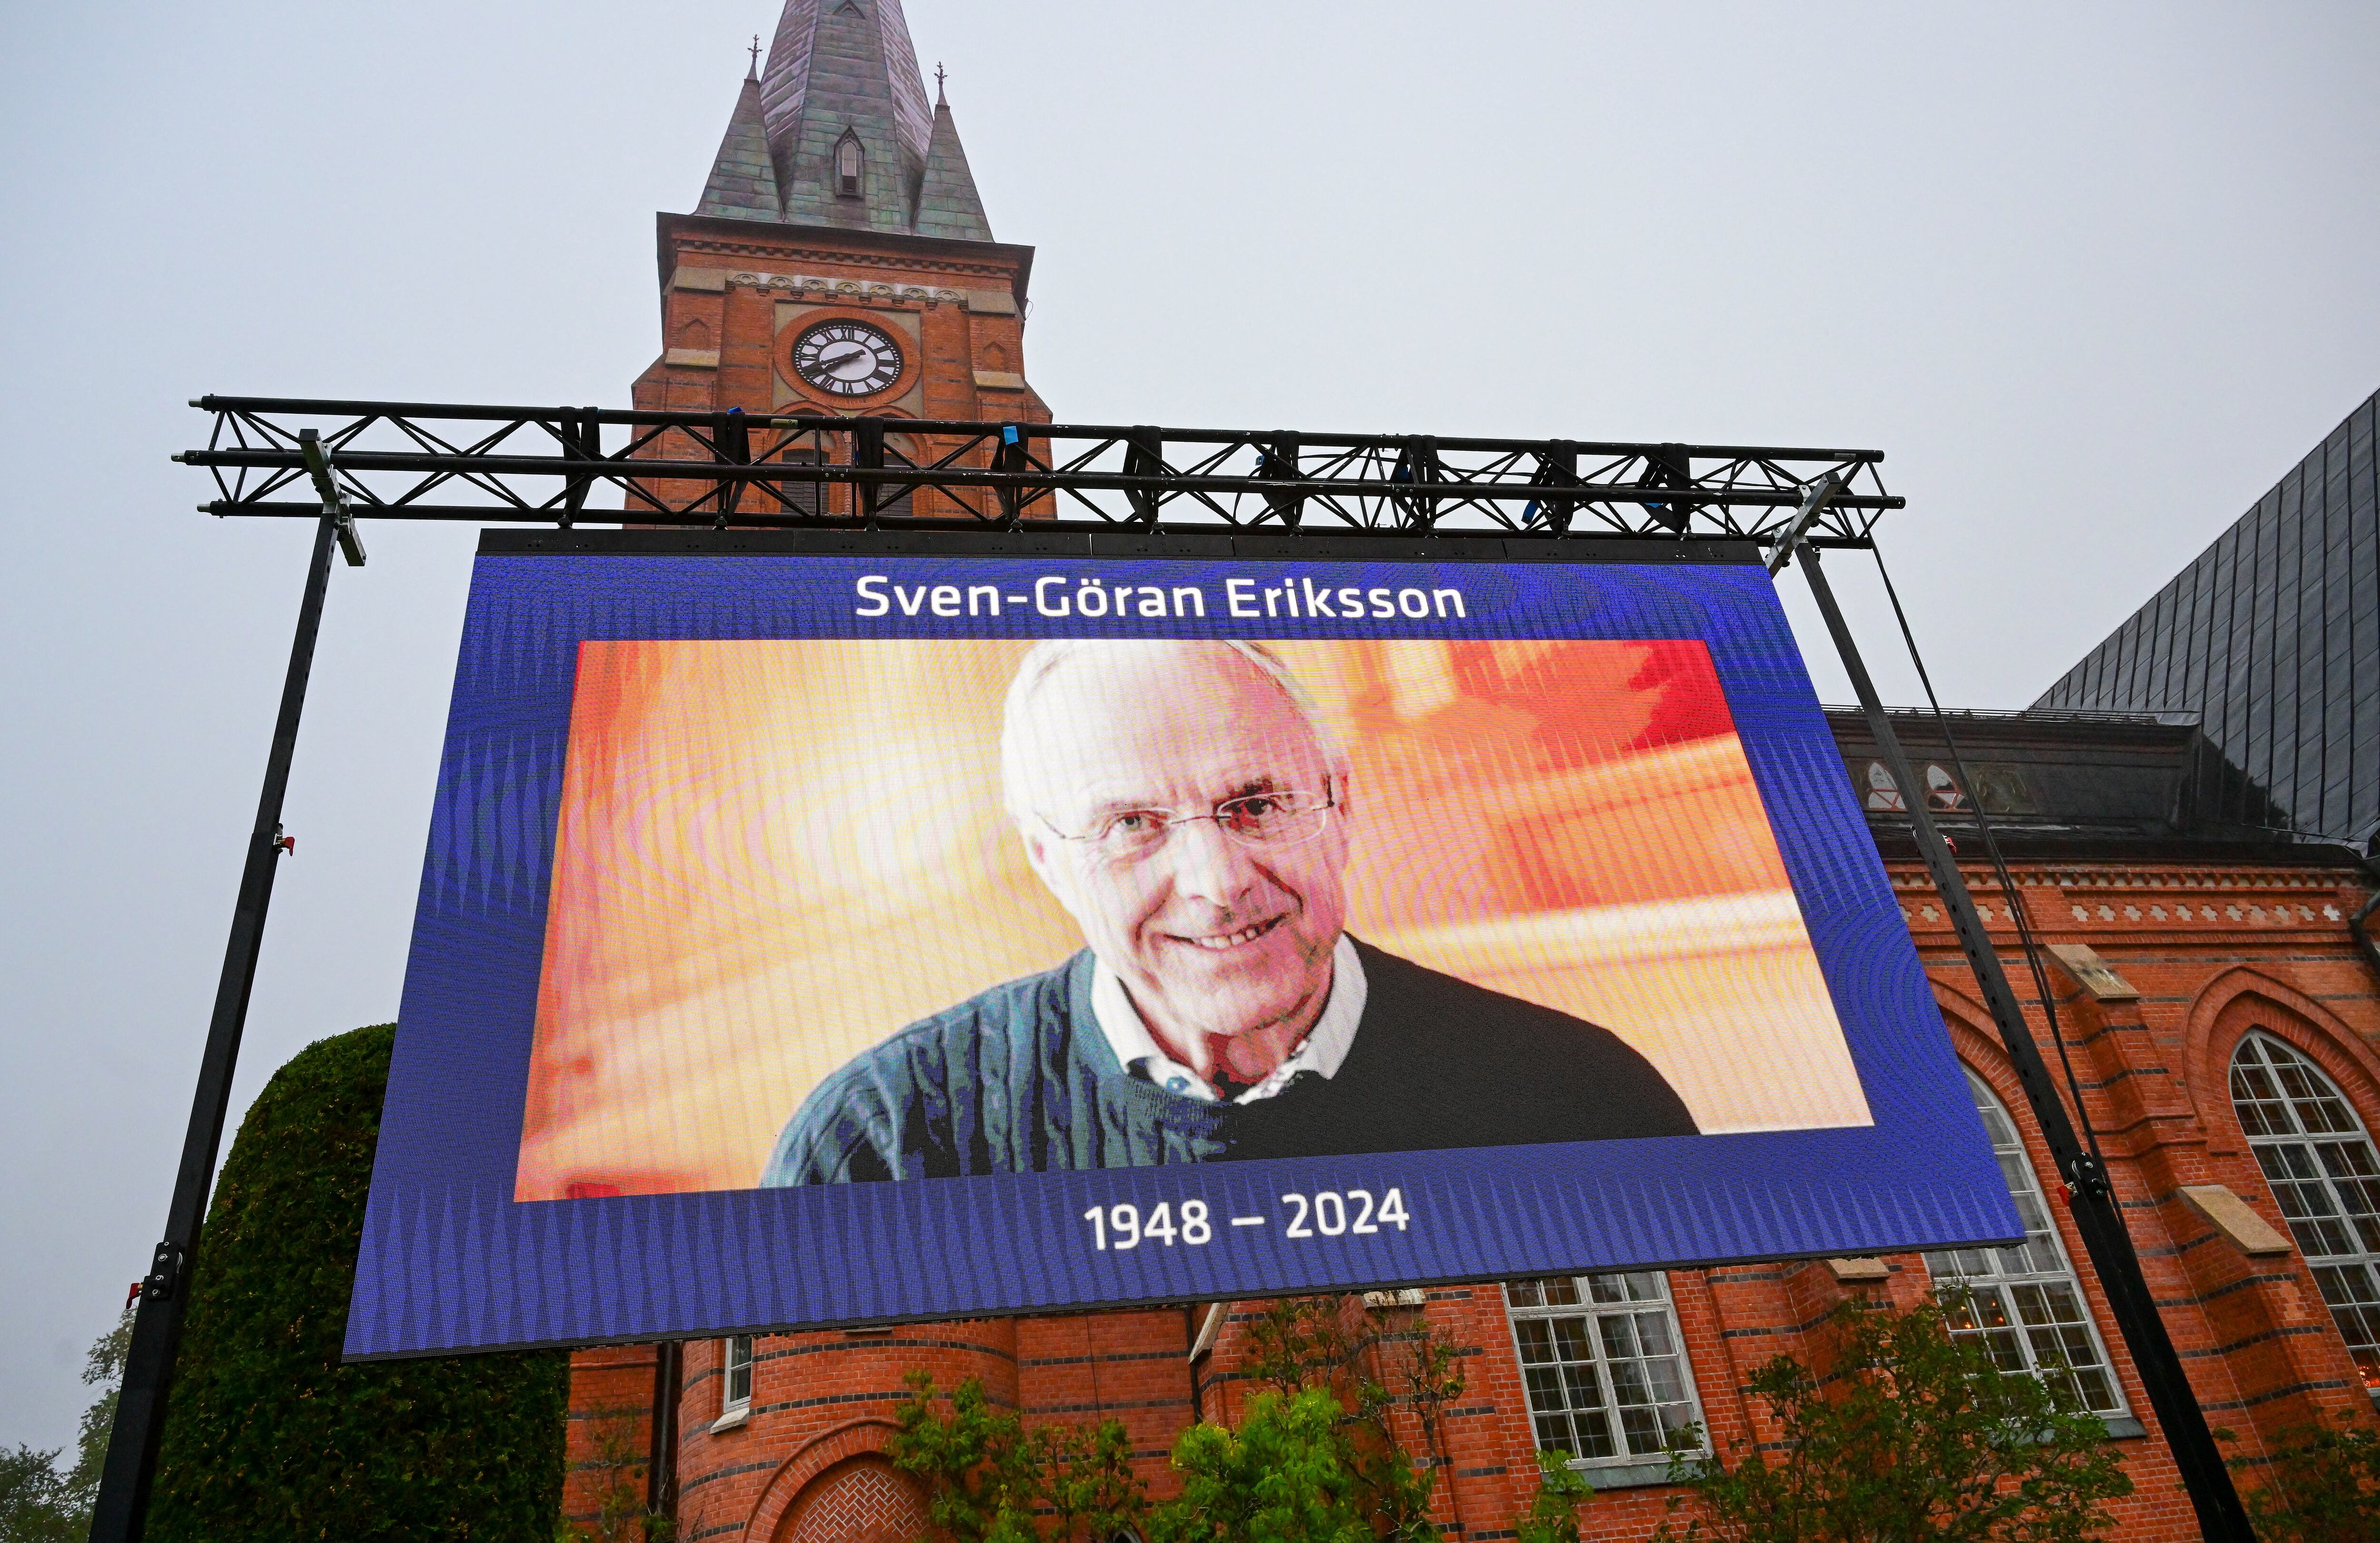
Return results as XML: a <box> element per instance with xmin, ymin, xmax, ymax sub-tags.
<box><xmin>694</xmin><ymin>0</ymin><xmax>992</xmax><ymax>240</ymax></box>
<box><xmin>694</xmin><ymin>73</ymin><xmax>782</xmax><ymax>222</ymax></box>
<box><xmin>913</xmin><ymin>97</ymin><xmax>993</xmax><ymax>242</ymax></box>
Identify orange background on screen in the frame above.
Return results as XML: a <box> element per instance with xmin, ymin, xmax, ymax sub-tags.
<box><xmin>515</xmin><ymin>638</ymin><xmax>1870</xmax><ymax>1200</ymax></box>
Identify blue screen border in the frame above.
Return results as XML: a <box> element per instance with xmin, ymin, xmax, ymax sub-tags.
<box><xmin>347</xmin><ymin>529</ymin><xmax>2020</xmax><ymax>1360</ymax></box>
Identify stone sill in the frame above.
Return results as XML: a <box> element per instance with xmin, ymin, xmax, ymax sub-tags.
<box><xmin>1569</xmin><ymin>1416</ymin><xmax>2144</xmax><ymax>1490</ymax></box>
<box><xmin>708</xmin><ymin>1405</ymin><xmax>749</xmax><ymax>1434</ymax></box>
<box><xmin>1564</xmin><ymin>1456</ymin><xmax>1685</xmax><ymax>1491</ymax></box>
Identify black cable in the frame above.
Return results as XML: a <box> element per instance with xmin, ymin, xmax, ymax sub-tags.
<box><xmin>1868</xmin><ymin>540</ymin><xmax>2110</xmax><ymax>1177</ymax></box>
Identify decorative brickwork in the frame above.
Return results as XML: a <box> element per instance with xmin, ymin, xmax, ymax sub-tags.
<box><xmin>775</xmin><ymin>1459</ymin><xmax>927</xmax><ymax>1543</ymax></box>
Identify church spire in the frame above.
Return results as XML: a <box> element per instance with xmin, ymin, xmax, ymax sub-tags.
<box><xmin>694</xmin><ymin>0</ymin><xmax>992</xmax><ymax>241</ymax></box>
<box><xmin>693</xmin><ymin>64</ymin><xmax>782</xmax><ymax>221</ymax></box>
<box><xmin>914</xmin><ymin>85</ymin><xmax>992</xmax><ymax>242</ymax></box>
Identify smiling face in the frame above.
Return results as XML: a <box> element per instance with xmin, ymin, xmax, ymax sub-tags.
<box><xmin>1007</xmin><ymin>642</ymin><xmax>1352</xmax><ymax>1061</ymax></box>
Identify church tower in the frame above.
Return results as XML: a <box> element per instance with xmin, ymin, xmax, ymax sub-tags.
<box><xmin>635</xmin><ymin>0</ymin><xmax>1047</xmax><ymax>512</ymax></box>
<box><xmin>561</xmin><ymin>9</ymin><xmax>1062</xmax><ymax>1534</ymax></box>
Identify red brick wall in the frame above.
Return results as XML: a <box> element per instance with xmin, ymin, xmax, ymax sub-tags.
<box><xmin>562</xmin><ymin>1342</ymin><xmax>660</xmax><ymax>1533</ymax></box>
<box><xmin>564</xmin><ymin>828</ymin><xmax>2380</xmax><ymax>1534</ymax></box>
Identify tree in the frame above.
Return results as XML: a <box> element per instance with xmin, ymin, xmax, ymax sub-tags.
<box><xmin>565</xmin><ymin>1407</ymin><xmax>674</xmax><ymax>1543</ymax></box>
<box><xmin>2232</xmin><ymin>1414</ymin><xmax>2380</xmax><ymax>1541</ymax></box>
<box><xmin>1512</xmin><ymin>1450</ymin><xmax>1596</xmax><ymax>1543</ymax></box>
<box><xmin>888</xmin><ymin>1373</ymin><xmax>1044</xmax><ymax>1543</ymax></box>
<box><xmin>1658</xmin><ymin>1296</ymin><xmax>2132</xmax><ymax>1543</ymax></box>
<box><xmin>1146</xmin><ymin>1390</ymin><xmax>1369</xmax><ymax>1543</ymax></box>
<box><xmin>1038</xmin><ymin>1413</ymin><xmax>1151</xmax><ymax>1543</ymax></box>
<box><xmin>1241</xmin><ymin>1294</ymin><xmax>1467</xmax><ymax>1540</ymax></box>
<box><xmin>0</xmin><ymin>1304</ymin><xmax>135</xmax><ymax>1543</ymax></box>
<box><xmin>68</xmin><ymin>1306</ymin><xmax>135</xmax><ymax>1513</ymax></box>
<box><xmin>0</xmin><ymin>1444</ymin><xmax>82</xmax><ymax>1543</ymax></box>
<box><xmin>889</xmin><ymin>1373</ymin><xmax>1149</xmax><ymax>1543</ymax></box>
<box><xmin>147</xmin><ymin>1023</ymin><xmax>570</xmax><ymax>1543</ymax></box>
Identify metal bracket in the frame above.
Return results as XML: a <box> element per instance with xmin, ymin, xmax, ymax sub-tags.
<box><xmin>2064</xmin><ymin>1154</ymin><xmax>2113</xmax><ymax>1203</ymax></box>
<box><xmin>140</xmin><ymin>1242</ymin><xmax>186</xmax><ymax>1303</ymax></box>
<box><xmin>298</xmin><ymin>428</ymin><xmax>367</xmax><ymax>567</ymax></box>
<box><xmin>1765</xmin><ymin>472</ymin><xmax>1845</xmax><ymax>576</ymax></box>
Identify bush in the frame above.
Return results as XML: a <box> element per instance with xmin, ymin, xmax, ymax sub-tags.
<box><xmin>892</xmin><ymin>1295</ymin><xmax>1564</xmax><ymax>1543</ymax></box>
<box><xmin>1658</xmin><ymin>1296</ymin><xmax>2132</xmax><ymax>1543</ymax></box>
<box><xmin>1240</xmin><ymin>1294</ymin><xmax>1466</xmax><ymax>1539</ymax></box>
<box><xmin>148</xmin><ymin>1024</ymin><xmax>570</xmax><ymax>1543</ymax></box>
<box><xmin>1148</xmin><ymin>1390</ymin><xmax>1368</xmax><ymax>1543</ymax></box>
<box><xmin>1513</xmin><ymin>1450</ymin><xmax>1596</xmax><ymax>1543</ymax></box>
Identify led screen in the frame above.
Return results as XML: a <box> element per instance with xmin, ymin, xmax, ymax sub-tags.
<box><xmin>348</xmin><ymin>533</ymin><xmax>2018</xmax><ymax>1358</ymax></box>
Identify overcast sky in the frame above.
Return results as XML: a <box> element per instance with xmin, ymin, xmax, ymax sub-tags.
<box><xmin>2</xmin><ymin>0</ymin><xmax>2375</xmax><ymax>1451</ymax></box>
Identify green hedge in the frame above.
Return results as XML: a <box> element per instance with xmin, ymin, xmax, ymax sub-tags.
<box><xmin>149</xmin><ymin>1023</ymin><xmax>569</xmax><ymax>1543</ymax></box>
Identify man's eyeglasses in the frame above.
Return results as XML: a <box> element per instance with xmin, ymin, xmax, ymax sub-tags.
<box><xmin>1040</xmin><ymin>790</ymin><xmax>1336</xmax><ymax>861</ymax></box>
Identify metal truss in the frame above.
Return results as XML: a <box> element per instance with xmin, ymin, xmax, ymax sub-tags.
<box><xmin>178</xmin><ymin>397</ymin><xmax>1901</xmax><ymax>545</ymax></box>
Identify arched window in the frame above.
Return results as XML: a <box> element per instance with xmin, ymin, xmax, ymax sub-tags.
<box><xmin>2230</xmin><ymin>1031</ymin><xmax>2380</xmax><ymax>1389</ymax></box>
<box><xmin>835</xmin><ymin>131</ymin><xmax>864</xmax><ymax>197</ymax></box>
<box><xmin>1924</xmin><ymin>1067</ymin><xmax>2126</xmax><ymax>1414</ymax></box>
<box><xmin>775</xmin><ymin>439</ymin><xmax>914</xmax><ymax>518</ymax></box>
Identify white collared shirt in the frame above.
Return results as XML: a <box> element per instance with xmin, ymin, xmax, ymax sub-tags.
<box><xmin>1091</xmin><ymin>935</ymin><xmax>1367</xmax><ymax>1104</ymax></box>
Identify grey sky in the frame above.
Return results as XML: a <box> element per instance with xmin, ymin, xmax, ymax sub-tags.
<box><xmin>1</xmin><ymin>0</ymin><xmax>2374</xmax><ymax>1450</ymax></box>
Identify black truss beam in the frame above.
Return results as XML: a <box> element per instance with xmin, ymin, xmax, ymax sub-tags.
<box><xmin>178</xmin><ymin>397</ymin><xmax>1899</xmax><ymax>545</ymax></box>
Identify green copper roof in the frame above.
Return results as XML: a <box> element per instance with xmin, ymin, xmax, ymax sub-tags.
<box><xmin>694</xmin><ymin>73</ymin><xmax>782</xmax><ymax>222</ymax></box>
<box><xmin>913</xmin><ymin>97</ymin><xmax>993</xmax><ymax>242</ymax></box>
<box><xmin>693</xmin><ymin>0</ymin><xmax>992</xmax><ymax>240</ymax></box>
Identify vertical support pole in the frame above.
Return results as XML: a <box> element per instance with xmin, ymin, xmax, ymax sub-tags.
<box><xmin>1262</xmin><ymin>432</ymin><xmax>1302</xmax><ymax>527</ymax></box>
<box><xmin>1645</xmin><ymin>443</ymin><xmax>1695</xmax><ymax>532</ymax></box>
<box><xmin>716</xmin><ymin>408</ymin><xmax>750</xmax><ymax>526</ymax></box>
<box><xmin>645</xmin><ymin>1340</ymin><xmax>683</xmax><ymax>1522</ymax></box>
<box><xmin>1123</xmin><ymin>427</ymin><xmax>1163</xmax><ymax>524</ymax></box>
<box><xmin>996</xmin><ymin>425</ymin><xmax>1028</xmax><ymax>525</ymax></box>
<box><xmin>89</xmin><ymin>511</ymin><xmax>345</xmax><ymax>1543</ymax></box>
<box><xmin>1794</xmin><ymin>542</ymin><xmax>2253</xmax><ymax>1542</ymax></box>
<box><xmin>852</xmin><ymin>418</ymin><xmax>885</xmax><ymax>524</ymax></box>
<box><xmin>1534</xmin><ymin>439</ymin><xmax>1578</xmax><ymax>534</ymax></box>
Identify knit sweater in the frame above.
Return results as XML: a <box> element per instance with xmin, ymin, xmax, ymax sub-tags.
<box><xmin>761</xmin><ymin>938</ymin><xmax>1697</xmax><ymax>1185</ymax></box>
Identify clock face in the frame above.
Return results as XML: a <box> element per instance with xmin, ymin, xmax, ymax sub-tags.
<box><xmin>790</xmin><ymin>319</ymin><xmax>905</xmax><ymax>397</ymax></box>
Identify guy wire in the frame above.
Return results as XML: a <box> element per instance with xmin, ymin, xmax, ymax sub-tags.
<box><xmin>1867</xmin><ymin>540</ymin><xmax>2109</xmax><ymax>1175</ymax></box>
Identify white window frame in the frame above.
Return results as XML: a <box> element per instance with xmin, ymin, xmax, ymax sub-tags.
<box><xmin>2229</xmin><ymin>1030</ymin><xmax>2380</xmax><ymax>1394</ymax></box>
<box><xmin>1502</xmin><ymin>1271</ymin><xmax>1706</xmax><ymax>1486</ymax></box>
<box><xmin>713</xmin><ymin>1333</ymin><xmax>755</xmax><ymax>1432</ymax></box>
<box><xmin>1924</xmin><ymin>1067</ymin><xmax>2129</xmax><ymax>1417</ymax></box>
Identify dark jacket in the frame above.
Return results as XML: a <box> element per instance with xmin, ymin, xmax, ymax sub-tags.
<box><xmin>761</xmin><ymin>938</ymin><xmax>1697</xmax><ymax>1185</ymax></box>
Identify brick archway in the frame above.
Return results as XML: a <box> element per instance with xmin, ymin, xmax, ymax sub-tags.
<box><xmin>2182</xmin><ymin>965</ymin><xmax>2380</xmax><ymax>1137</ymax></box>
<box><xmin>772</xmin><ymin>1456</ymin><xmax>928</xmax><ymax>1543</ymax></box>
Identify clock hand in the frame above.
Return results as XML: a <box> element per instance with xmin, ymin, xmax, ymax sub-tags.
<box><xmin>814</xmin><ymin>345</ymin><xmax>869</xmax><ymax>372</ymax></box>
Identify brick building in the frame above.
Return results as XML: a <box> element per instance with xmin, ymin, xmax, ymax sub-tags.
<box><xmin>558</xmin><ymin>5</ymin><xmax>2380</xmax><ymax>1537</ymax></box>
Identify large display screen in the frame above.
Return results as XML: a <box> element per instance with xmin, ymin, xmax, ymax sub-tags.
<box><xmin>347</xmin><ymin>531</ymin><xmax>2018</xmax><ymax>1358</ymax></box>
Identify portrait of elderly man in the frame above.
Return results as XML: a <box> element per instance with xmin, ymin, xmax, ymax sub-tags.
<box><xmin>763</xmin><ymin>638</ymin><xmax>1697</xmax><ymax>1186</ymax></box>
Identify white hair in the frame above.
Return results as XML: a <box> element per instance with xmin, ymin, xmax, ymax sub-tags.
<box><xmin>998</xmin><ymin>639</ymin><xmax>1347</xmax><ymax>822</ymax></box>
